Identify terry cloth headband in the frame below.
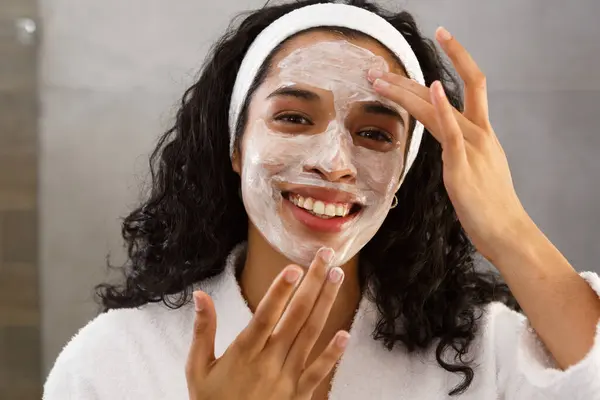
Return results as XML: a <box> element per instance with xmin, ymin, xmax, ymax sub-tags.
<box><xmin>228</xmin><ymin>3</ymin><xmax>425</xmax><ymax>182</ymax></box>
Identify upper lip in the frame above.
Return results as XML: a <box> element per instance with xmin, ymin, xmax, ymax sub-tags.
<box><xmin>283</xmin><ymin>185</ymin><xmax>362</xmax><ymax>205</ymax></box>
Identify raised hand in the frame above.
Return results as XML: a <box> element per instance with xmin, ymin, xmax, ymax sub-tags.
<box><xmin>368</xmin><ymin>27</ymin><xmax>529</xmax><ymax>262</ymax></box>
<box><xmin>185</xmin><ymin>248</ymin><xmax>349</xmax><ymax>400</ymax></box>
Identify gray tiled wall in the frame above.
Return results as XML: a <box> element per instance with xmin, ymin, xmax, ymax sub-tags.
<box><xmin>0</xmin><ymin>0</ymin><xmax>40</xmax><ymax>398</ymax></box>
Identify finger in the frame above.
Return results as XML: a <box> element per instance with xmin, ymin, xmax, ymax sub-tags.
<box><xmin>186</xmin><ymin>291</ymin><xmax>217</xmax><ymax>379</ymax></box>
<box><xmin>296</xmin><ymin>331</ymin><xmax>350</xmax><ymax>397</ymax></box>
<box><xmin>235</xmin><ymin>265</ymin><xmax>303</xmax><ymax>356</ymax></box>
<box><xmin>283</xmin><ymin>266</ymin><xmax>344</xmax><ymax>375</ymax></box>
<box><xmin>430</xmin><ymin>81</ymin><xmax>467</xmax><ymax>168</ymax></box>
<box><xmin>368</xmin><ymin>70</ymin><xmax>478</xmax><ymax>142</ymax></box>
<box><xmin>372</xmin><ymin>77</ymin><xmax>470</xmax><ymax>144</ymax></box>
<box><xmin>368</xmin><ymin>69</ymin><xmax>432</xmax><ymax>105</ymax></box>
<box><xmin>435</xmin><ymin>27</ymin><xmax>489</xmax><ymax>128</ymax></box>
<box><xmin>267</xmin><ymin>247</ymin><xmax>334</xmax><ymax>358</ymax></box>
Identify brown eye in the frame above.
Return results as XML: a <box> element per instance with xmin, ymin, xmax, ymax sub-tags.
<box><xmin>274</xmin><ymin>113</ymin><xmax>313</xmax><ymax>125</ymax></box>
<box><xmin>357</xmin><ymin>129</ymin><xmax>393</xmax><ymax>143</ymax></box>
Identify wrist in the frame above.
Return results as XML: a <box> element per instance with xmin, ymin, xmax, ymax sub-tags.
<box><xmin>483</xmin><ymin>212</ymin><xmax>541</xmax><ymax>266</ymax></box>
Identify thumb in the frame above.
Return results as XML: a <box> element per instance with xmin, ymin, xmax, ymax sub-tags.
<box><xmin>186</xmin><ymin>291</ymin><xmax>217</xmax><ymax>379</ymax></box>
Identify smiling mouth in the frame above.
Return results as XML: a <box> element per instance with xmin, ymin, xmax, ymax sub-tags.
<box><xmin>283</xmin><ymin>191</ymin><xmax>363</xmax><ymax>219</ymax></box>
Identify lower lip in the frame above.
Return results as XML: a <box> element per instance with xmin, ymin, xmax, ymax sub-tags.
<box><xmin>283</xmin><ymin>198</ymin><xmax>359</xmax><ymax>233</ymax></box>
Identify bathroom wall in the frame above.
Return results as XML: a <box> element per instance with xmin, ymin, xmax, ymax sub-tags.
<box><xmin>0</xmin><ymin>0</ymin><xmax>40</xmax><ymax>398</ymax></box>
<box><xmin>39</xmin><ymin>0</ymin><xmax>600</xmax><ymax>380</ymax></box>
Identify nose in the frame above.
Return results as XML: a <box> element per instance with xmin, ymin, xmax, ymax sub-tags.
<box><xmin>304</xmin><ymin>164</ymin><xmax>356</xmax><ymax>183</ymax></box>
<box><xmin>303</xmin><ymin>152</ymin><xmax>357</xmax><ymax>184</ymax></box>
<box><xmin>304</xmin><ymin>123</ymin><xmax>357</xmax><ymax>183</ymax></box>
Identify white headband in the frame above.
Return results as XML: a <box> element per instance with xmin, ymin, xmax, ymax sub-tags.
<box><xmin>228</xmin><ymin>3</ymin><xmax>425</xmax><ymax>182</ymax></box>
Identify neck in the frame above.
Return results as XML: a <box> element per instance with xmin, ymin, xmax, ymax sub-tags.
<box><xmin>240</xmin><ymin>223</ymin><xmax>362</xmax><ymax>339</ymax></box>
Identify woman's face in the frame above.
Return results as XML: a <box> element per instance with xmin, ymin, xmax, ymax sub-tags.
<box><xmin>233</xmin><ymin>31</ymin><xmax>410</xmax><ymax>267</ymax></box>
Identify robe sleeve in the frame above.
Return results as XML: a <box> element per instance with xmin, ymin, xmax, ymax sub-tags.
<box><xmin>493</xmin><ymin>272</ymin><xmax>600</xmax><ymax>400</ymax></box>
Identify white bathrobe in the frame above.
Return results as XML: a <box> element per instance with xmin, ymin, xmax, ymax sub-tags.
<box><xmin>44</xmin><ymin>245</ymin><xmax>600</xmax><ymax>399</ymax></box>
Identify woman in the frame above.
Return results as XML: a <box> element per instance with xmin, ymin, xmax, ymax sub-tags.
<box><xmin>43</xmin><ymin>1</ymin><xmax>600</xmax><ymax>399</ymax></box>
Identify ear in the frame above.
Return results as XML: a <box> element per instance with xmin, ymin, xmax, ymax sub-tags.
<box><xmin>231</xmin><ymin>147</ymin><xmax>242</xmax><ymax>175</ymax></box>
<box><xmin>395</xmin><ymin>163</ymin><xmax>407</xmax><ymax>192</ymax></box>
<box><xmin>395</xmin><ymin>177</ymin><xmax>404</xmax><ymax>193</ymax></box>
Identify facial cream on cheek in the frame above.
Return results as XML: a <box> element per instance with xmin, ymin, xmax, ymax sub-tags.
<box><xmin>239</xmin><ymin>40</ymin><xmax>406</xmax><ymax>267</ymax></box>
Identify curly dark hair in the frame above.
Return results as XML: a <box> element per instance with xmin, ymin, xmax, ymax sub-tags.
<box><xmin>96</xmin><ymin>0</ymin><xmax>519</xmax><ymax>395</ymax></box>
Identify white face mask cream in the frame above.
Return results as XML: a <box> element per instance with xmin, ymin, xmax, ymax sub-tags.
<box><xmin>239</xmin><ymin>40</ymin><xmax>409</xmax><ymax>267</ymax></box>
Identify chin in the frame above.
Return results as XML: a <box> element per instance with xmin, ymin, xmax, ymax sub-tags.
<box><xmin>272</xmin><ymin>205</ymin><xmax>370</xmax><ymax>268</ymax></box>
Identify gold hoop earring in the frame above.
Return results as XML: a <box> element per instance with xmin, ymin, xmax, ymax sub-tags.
<box><xmin>390</xmin><ymin>195</ymin><xmax>398</xmax><ymax>209</ymax></box>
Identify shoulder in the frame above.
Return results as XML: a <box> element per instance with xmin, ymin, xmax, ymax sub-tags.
<box><xmin>483</xmin><ymin>301</ymin><xmax>526</xmax><ymax>332</ymax></box>
<box><xmin>477</xmin><ymin>301</ymin><xmax>527</xmax><ymax>358</ymax></box>
<box><xmin>469</xmin><ymin>301</ymin><xmax>531</xmax><ymax>387</ymax></box>
<box><xmin>53</xmin><ymin>301</ymin><xmax>193</xmax><ymax>362</ymax></box>
<box><xmin>44</xmin><ymin>302</ymin><xmax>195</xmax><ymax>399</ymax></box>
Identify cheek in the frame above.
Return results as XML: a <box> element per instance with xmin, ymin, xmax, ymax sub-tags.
<box><xmin>242</xmin><ymin>123</ymin><xmax>309</xmax><ymax>175</ymax></box>
<box><xmin>354</xmin><ymin>147</ymin><xmax>404</xmax><ymax>194</ymax></box>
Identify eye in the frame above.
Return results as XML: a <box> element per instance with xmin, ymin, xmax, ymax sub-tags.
<box><xmin>274</xmin><ymin>113</ymin><xmax>313</xmax><ymax>125</ymax></box>
<box><xmin>357</xmin><ymin>129</ymin><xmax>393</xmax><ymax>143</ymax></box>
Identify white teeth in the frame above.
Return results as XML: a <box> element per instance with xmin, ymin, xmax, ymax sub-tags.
<box><xmin>303</xmin><ymin>197</ymin><xmax>314</xmax><ymax>210</ymax></box>
<box><xmin>313</xmin><ymin>200</ymin><xmax>325</xmax><ymax>215</ymax></box>
<box><xmin>325</xmin><ymin>203</ymin><xmax>336</xmax><ymax>217</ymax></box>
<box><xmin>288</xmin><ymin>193</ymin><xmax>354</xmax><ymax>218</ymax></box>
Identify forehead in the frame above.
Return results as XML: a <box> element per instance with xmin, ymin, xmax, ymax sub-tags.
<box><xmin>267</xmin><ymin>30</ymin><xmax>408</xmax><ymax>77</ymax></box>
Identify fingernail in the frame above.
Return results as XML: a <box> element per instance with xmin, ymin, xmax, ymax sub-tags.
<box><xmin>437</xmin><ymin>26</ymin><xmax>452</xmax><ymax>41</ymax></box>
<box><xmin>374</xmin><ymin>78</ymin><xmax>389</xmax><ymax>89</ymax></box>
<box><xmin>193</xmin><ymin>292</ymin><xmax>204</xmax><ymax>312</ymax></box>
<box><xmin>368</xmin><ymin>68</ymin><xmax>384</xmax><ymax>80</ymax></box>
<box><xmin>318</xmin><ymin>247</ymin><xmax>335</xmax><ymax>264</ymax></box>
<box><xmin>336</xmin><ymin>332</ymin><xmax>350</xmax><ymax>349</ymax></box>
<box><xmin>328</xmin><ymin>267</ymin><xmax>344</xmax><ymax>284</ymax></box>
<box><xmin>284</xmin><ymin>266</ymin><xmax>302</xmax><ymax>283</ymax></box>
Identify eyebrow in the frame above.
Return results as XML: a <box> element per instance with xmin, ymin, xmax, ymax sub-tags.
<box><xmin>362</xmin><ymin>102</ymin><xmax>406</xmax><ymax>127</ymax></box>
<box><xmin>267</xmin><ymin>87</ymin><xmax>320</xmax><ymax>101</ymax></box>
